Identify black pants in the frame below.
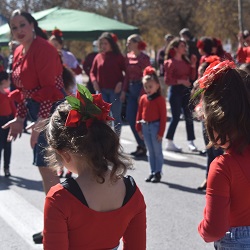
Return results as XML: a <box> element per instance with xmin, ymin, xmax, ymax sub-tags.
<box><xmin>0</xmin><ymin>116</ymin><xmax>12</xmax><ymax>169</ymax></box>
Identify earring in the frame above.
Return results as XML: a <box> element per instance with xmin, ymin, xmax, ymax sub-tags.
<box><xmin>32</xmin><ymin>29</ymin><xmax>36</xmax><ymax>39</ymax></box>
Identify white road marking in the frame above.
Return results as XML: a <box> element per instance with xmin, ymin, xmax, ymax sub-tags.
<box><xmin>0</xmin><ymin>188</ymin><xmax>43</xmax><ymax>249</ymax></box>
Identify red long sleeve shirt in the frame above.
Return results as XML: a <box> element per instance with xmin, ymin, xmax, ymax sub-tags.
<box><xmin>0</xmin><ymin>89</ymin><xmax>16</xmax><ymax>117</ymax></box>
<box><xmin>90</xmin><ymin>52</ymin><xmax>125</xmax><ymax>89</ymax></box>
<box><xmin>123</xmin><ymin>52</ymin><xmax>151</xmax><ymax>92</ymax></box>
<box><xmin>136</xmin><ymin>94</ymin><xmax>167</xmax><ymax>137</ymax></box>
<box><xmin>43</xmin><ymin>183</ymin><xmax>146</xmax><ymax>250</ymax></box>
<box><xmin>164</xmin><ymin>58</ymin><xmax>196</xmax><ymax>85</ymax></box>
<box><xmin>198</xmin><ymin>145</ymin><xmax>250</xmax><ymax>242</ymax></box>
<box><xmin>237</xmin><ymin>46</ymin><xmax>250</xmax><ymax>63</ymax></box>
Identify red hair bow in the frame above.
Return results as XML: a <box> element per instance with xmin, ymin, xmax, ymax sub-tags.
<box><xmin>52</xmin><ymin>28</ymin><xmax>63</xmax><ymax>37</ymax></box>
<box><xmin>111</xmin><ymin>33</ymin><xmax>118</xmax><ymax>43</ymax></box>
<box><xmin>197</xmin><ymin>40</ymin><xmax>204</xmax><ymax>49</ymax></box>
<box><xmin>138</xmin><ymin>41</ymin><xmax>146</xmax><ymax>50</ymax></box>
<box><xmin>198</xmin><ymin>60</ymin><xmax>236</xmax><ymax>89</ymax></box>
<box><xmin>143</xmin><ymin>66</ymin><xmax>156</xmax><ymax>76</ymax></box>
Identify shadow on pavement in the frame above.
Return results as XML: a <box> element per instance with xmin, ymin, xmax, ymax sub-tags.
<box><xmin>164</xmin><ymin>159</ymin><xmax>206</xmax><ymax>170</ymax></box>
<box><xmin>160</xmin><ymin>181</ymin><xmax>205</xmax><ymax>195</ymax></box>
<box><xmin>0</xmin><ymin>175</ymin><xmax>43</xmax><ymax>192</ymax></box>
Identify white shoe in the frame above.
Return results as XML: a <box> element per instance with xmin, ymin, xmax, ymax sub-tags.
<box><xmin>188</xmin><ymin>141</ymin><xmax>198</xmax><ymax>152</ymax></box>
<box><xmin>166</xmin><ymin>141</ymin><xmax>182</xmax><ymax>152</ymax></box>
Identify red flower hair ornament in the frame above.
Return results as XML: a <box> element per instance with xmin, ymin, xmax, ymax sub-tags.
<box><xmin>52</xmin><ymin>28</ymin><xmax>63</xmax><ymax>37</ymax></box>
<box><xmin>197</xmin><ymin>40</ymin><xmax>204</xmax><ymax>49</ymax></box>
<box><xmin>111</xmin><ymin>33</ymin><xmax>118</xmax><ymax>43</ymax></box>
<box><xmin>65</xmin><ymin>84</ymin><xmax>114</xmax><ymax>128</ymax></box>
<box><xmin>138</xmin><ymin>41</ymin><xmax>147</xmax><ymax>50</ymax></box>
<box><xmin>143</xmin><ymin>66</ymin><xmax>156</xmax><ymax>76</ymax></box>
<box><xmin>193</xmin><ymin>60</ymin><xmax>236</xmax><ymax>98</ymax></box>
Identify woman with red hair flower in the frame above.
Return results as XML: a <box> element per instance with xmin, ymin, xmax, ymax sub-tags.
<box><xmin>120</xmin><ymin>34</ymin><xmax>151</xmax><ymax>157</ymax></box>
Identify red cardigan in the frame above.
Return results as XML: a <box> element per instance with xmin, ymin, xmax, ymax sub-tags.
<box><xmin>198</xmin><ymin>145</ymin><xmax>250</xmax><ymax>242</ymax></box>
<box><xmin>12</xmin><ymin>36</ymin><xmax>64</xmax><ymax>119</ymax></box>
<box><xmin>43</xmin><ymin>183</ymin><xmax>146</xmax><ymax>250</ymax></box>
<box><xmin>136</xmin><ymin>94</ymin><xmax>167</xmax><ymax>137</ymax></box>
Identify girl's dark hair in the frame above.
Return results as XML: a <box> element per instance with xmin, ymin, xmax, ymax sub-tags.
<box><xmin>0</xmin><ymin>71</ymin><xmax>9</xmax><ymax>83</ymax></box>
<box><xmin>203</xmin><ymin>68</ymin><xmax>250</xmax><ymax>153</ymax></box>
<box><xmin>62</xmin><ymin>66</ymin><xmax>75</xmax><ymax>92</ymax></box>
<box><xmin>98</xmin><ymin>32</ymin><xmax>121</xmax><ymax>54</ymax></box>
<box><xmin>10</xmin><ymin>9</ymin><xmax>48</xmax><ymax>40</ymax></box>
<box><xmin>46</xmin><ymin>102</ymin><xmax>132</xmax><ymax>183</ymax></box>
<box><xmin>165</xmin><ymin>37</ymin><xmax>190</xmax><ymax>63</ymax></box>
<box><xmin>198</xmin><ymin>37</ymin><xmax>213</xmax><ymax>55</ymax></box>
<box><xmin>142</xmin><ymin>72</ymin><xmax>161</xmax><ymax>95</ymax></box>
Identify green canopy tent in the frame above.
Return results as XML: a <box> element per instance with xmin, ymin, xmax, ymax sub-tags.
<box><xmin>0</xmin><ymin>6</ymin><xmax>139</xmax><ymax>45</ymax></box>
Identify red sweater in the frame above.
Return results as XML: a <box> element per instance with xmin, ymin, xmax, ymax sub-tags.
<box><xmin>198</xmin><ymin>145</ymin><xmax>250</xmax><ymax>242</ymax></box>
<box><xmin>136</xmin><ymin>94</ymin><xmax>167</xmax><ymax>137</ymax></box>
<box><xmin>164</xmin><ymin>58</ymin><xmax>196</xmax><ymax>85</ymax></box>
<box><xmin>43</xmin><ymin>182</ymin><xmax>146</xmax><ymax>250</ymax></box>
<box><xmin>237</xmin><ymin>46</ymin><xmax>250</xmax><ymax>63</ymax></box>
<box><xmin>90</xmin><ymin>52</ymin><xmax>125</xmax><ymax>89</ymax></box>
<box><xmin>0</xmin><ymin>89</ymin><xmax>16</xmax><ymax>117</ymax></box>
<box><xmin>12</xmin><ymin>36</ymin><xmax>64</xmax><ymax>119</ymax></box>
<box><xmin>123</xmin><ymin>52</ymin><xmax>151</xmax><ymax>92</ymax></box>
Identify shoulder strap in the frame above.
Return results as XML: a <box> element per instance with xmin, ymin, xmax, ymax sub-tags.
<box><xmin>123</xmin><ymin>175</ymin><xmax>137</xmax><ymax>206</ymax></box>
<box><xmin>61</xmin><ymin>177</ymin><xmax>89</xmax><ymax>207</ymax></box>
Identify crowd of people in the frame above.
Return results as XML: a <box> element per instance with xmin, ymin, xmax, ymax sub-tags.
<box><xmin>1</xmin><ymin>7</ymin><xmax>250</xmax><ymax>249</ymax></box>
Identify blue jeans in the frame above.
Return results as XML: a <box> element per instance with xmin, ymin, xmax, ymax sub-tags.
<box><xmin>101</xmin><ymin>88</ymin><xmax>122</xmax><ymax>136</ymax></box>
<box><xmin>214</xmin><ymin>226</ymin><xmax>250</xmax><ymax>250</ymax></box>
<box><xmin>166</xmin><ymin>85</ymin><xmax>195</xmax><ymax>141</ymax></box>
<box><xmin>126</xmin><ymin>82</ymin><xmax>145</xmax><ymax>148</ymax></box>
<box><xmin>142</xmin><ymin>121</ymin><xmax>163</xmax><ymax>173</ymax></box>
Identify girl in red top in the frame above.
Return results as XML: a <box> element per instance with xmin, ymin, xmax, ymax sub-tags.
<box><xmin>164</xmin><ymin>38</ymin><xmax>197</xmax><ymax>152</ymax></box>
<box><xmin>90</xmin><ymin>32</ymin><xmax>126</xmax><ymax>136</ymax></box>
<box><xmin>195</xmin><ymin>60</ymin><xmax>250</xmax><ymax>249</ymax></box>
<box><xmin>120</xmin><ymin>34</ymin><xmax>151</xmax><ymax>157</ymax></box>
<box><xmin>0</xmin><ymin>71</ymin><xmax>16</xmax><ymax>177</ymax></box>
<box><xmin>43</xmin><ymin>85</ymin><xmax>146</xmax><ymax>250</ymax></box>
<box><xmin>136</xmin><ymin>66</ymin><xmax>167</xmax><ymax>183</ymax></box>
<box><xmin>196</xmin><ymin>37</ymin><xmax>214</xmax><ymax>68</ymax></box>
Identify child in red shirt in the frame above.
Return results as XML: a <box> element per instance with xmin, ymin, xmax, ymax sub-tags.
<box><xmin>194</xmin><ymin>60</ymin><xmax>250</xmax><ymax>249</ymax></box>
<box><xmin>0</xmin><ymin>71</ymin><xmax>16</xmax><ymax>177</ymax></box>
<box><xmin>136</xmin><ymin>66</ymin><xmax>167</xmax><ymax>183</ymax></box>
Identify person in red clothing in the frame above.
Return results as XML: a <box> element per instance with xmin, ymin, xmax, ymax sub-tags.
<box><xmin>164</xmin><ymin>37</ymin><xmax>197</xmax><ymax>152</ymax></box>
<box><xmin>0</xmin><ymin>71</ymin><xmax>16</xmax><ymax>177</ymax></box>
<box><xmin>90</xmin><ymin>32</ymin><xmax>126</xmax><ymax>136</ymax></box>
<box><xmin>196</xmin><ymin>36</ymin><xmax>214</xmax><ymax>68</ymax></box>
<box><xmin>236</xmin><ymin>30</ymin><xmax>250</xmax><ymax>64</ymax></box>
<box><xmin>2</xmin><ymin>9</ymin><xmax>65</xmax><ymax>244</ymax></box>
<box><xmin>136</xmin><ymin>66</ymin><xmax>167</xmax><ymax>183</ymax></box>
<box><xmin>43</xmin><ymin>85</ymin><xmax>146</xmax><ymax>250</ymax></box>
<box><xmin>120</xmin><ymin>34</ymin><xmax>151</xmax><ymax>157</ymax></box>
<box><xmin>194</xmin><ymin>60</ymin><xmax>250</xmax><ymax>249</ymax></box>
<box><xmin>212</xmin><ymin>37</ymin><xmax>233</xmax><ymax>61</ymax></box>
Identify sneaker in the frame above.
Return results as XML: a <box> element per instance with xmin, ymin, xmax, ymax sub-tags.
<box><xmin>131</xmin><ymin>146</ymin><xmax>147</xmax><ymax>157</ymax></box>
<box><xmin>65</xmin><ymin>171</ymin><xmax>72</xmax><ymax>178</ymax></box>
<box><xmin>166</xmin><ymin>141</ymin><xmax>182</xmax><ymax>152</ymax></box>
<box><xmin>4</xmin><ymin>168</ymin><xmax>11</xmax><ymax>177</ymax></box>
<box><xmin>188</xmin><ymin>141</ymin><xmax>198</xmax><ymax>152</ymax></box>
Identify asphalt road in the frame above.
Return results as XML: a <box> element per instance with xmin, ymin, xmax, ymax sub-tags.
<box><xmin>0</xmin><ymin>114</ymin><xmax>214</xmax><ymax>250</ymax></box>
